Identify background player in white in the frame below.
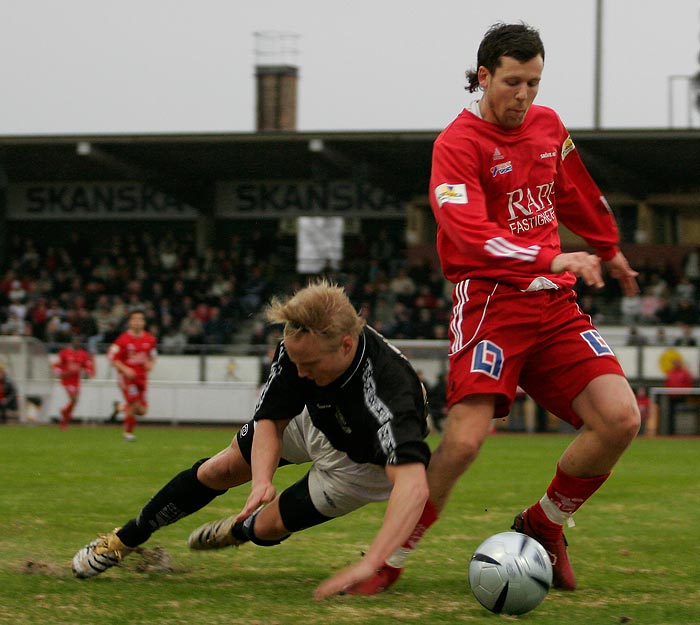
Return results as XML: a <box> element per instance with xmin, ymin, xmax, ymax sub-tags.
<box><xmin>360</xmin><ymin>22</ymin><xmax>641</xmax><ymax>593</ymax></box>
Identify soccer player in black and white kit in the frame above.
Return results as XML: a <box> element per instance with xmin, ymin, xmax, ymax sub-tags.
<box><xmin>72</xmin><ymin>280</ymin><xmax>434</xmax><ymax>599</ymax></box>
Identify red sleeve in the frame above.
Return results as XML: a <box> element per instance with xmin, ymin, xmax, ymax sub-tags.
<box><xmin>83</xmin><ymin>351</ymin><xmax>95</xmax><ymax>376</ymax></box>
<box><xmin>554</xmin><ymin>133</ymin><xmax>620</xmax><ymax>261</ymax></box>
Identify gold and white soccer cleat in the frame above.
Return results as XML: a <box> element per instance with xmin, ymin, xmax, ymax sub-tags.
<box><xmin>187</xmin><ymin>515</ymin><xmax>244</xmax><ymax>550</ymax></box>
<box><xmin>72</xmin><ymin>529</ymin><xmax>134</xmax><ymax>578</ymax></box>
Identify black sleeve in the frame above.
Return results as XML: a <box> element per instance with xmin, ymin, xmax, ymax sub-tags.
<box><xmin>253</xmin><ymin>342</ymin><xmax>306</xmax><ymax>422</ymax></box>
<box><xmin>371</xmin><ymin>359</ymin><xmax>431</xmax><ymax>468</ymax></box>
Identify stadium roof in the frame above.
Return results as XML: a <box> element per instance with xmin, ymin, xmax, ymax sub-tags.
<box><xmin>0</xmin><ymin>128</ymin><xmax>699</xmax><ymax>209</ymax></box>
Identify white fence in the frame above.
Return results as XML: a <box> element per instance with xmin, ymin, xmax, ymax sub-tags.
<box><xmin>2</xmin><ymin>334</ymin><xmax>699</xmax><ymax>426</ymax></box>
<box><xmin>647</xmin><ymin>387</ymin><xmax>700</xmax><ymax>436</ymax></box>
<box><xmin>41</xmin><ymin>379</ymin><xmax>260</xmax><ymax>425</ymax></box>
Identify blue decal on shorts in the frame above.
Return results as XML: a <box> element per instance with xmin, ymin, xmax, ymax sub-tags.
<box><xmin>580</xmin><ymin>330</ymin><xmax>614</xmax><ymax>356</ymax></box>
<box><xmin>471</xmin><ymin>340</ymin><xmax>504</xmax><ymax>379</ymax></box>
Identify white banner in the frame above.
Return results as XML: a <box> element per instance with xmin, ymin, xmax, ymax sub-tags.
<box><xmin>7</xmin><ymin>182</ymin><xmax>198</xmax><ymax>220</ymax></box>
<box><xmin>297</xmin><ymin>216</ymin><xmax>344</xmax><ymax>273</ymax></box>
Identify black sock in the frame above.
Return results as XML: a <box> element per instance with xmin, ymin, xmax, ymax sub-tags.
<box><xmin>117</xmin><ymin>458</ymin><xmax>226</xmax><ymax>547</ymax></box>
<box><xmin>231</xmin><ymin>520</ymin><xmax>249</xmax><ymax>544</ymax></box>
<box><xmin>231</xmin><ymin>510</ymin><xmax>289</xmax><ymax>547</ymax></box>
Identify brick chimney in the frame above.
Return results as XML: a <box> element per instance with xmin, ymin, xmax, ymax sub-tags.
<box><xmin>254</xmin><ymin>32</ymin><xmax>299</xmax><ymax>131</ymax></box>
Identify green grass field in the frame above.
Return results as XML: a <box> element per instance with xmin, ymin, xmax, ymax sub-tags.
<box><xmin>1</xmin><ymin>424</ymin><xmax>698</xmax><ymax>625</ymax></box>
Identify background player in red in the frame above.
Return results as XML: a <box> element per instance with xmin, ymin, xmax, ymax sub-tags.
<box><xmin>358</xmin><ymin>22</ymin><xmax>641</xmax><ymax>594</ymax></box>
<box><xmin>53</xmin><ymin>335</ymin><xmax>95</xmax><ymax>429</ymax></box>
<box><xmin>663</xmin><ymin>356</ymin><xmax>695</xmax><ymax>434</ymax></box>
<box><xmin>108</xmin><ymin>309</ymin><xmax>157</xmax><ymax>441</ymax></box>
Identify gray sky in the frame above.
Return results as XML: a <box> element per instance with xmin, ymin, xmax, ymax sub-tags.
<box><xmin>1</xmin><ymin>0</ymin><xmax>699</xmax><ymax>135</ymax></box>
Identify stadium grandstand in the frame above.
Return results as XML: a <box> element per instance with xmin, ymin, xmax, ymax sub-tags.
<box><xmin>1</xmin><ymin>63</ymin><xmax>699</xmax><ymax>432</ymax></box>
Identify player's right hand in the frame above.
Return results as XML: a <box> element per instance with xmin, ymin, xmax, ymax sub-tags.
<box><xmin>551</xmin><ymin>251</ymin><xmax>603</xmax><ymax>289</ymax></box>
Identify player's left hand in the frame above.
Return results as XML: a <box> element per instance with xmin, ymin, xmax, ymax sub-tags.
<box><xmin>234</xmin><ymin>482</ymin><xmax>276</xmax><ymax>523</ymax></box>
<box><xmin>313</xmin><ymin>558</ymin><xmax>379</xmax><ymax>600</ymax></box>
<box><xmin>604</xmin><ymin>251</ymin><xmax>639</xmax><ymax>296</ymax></box>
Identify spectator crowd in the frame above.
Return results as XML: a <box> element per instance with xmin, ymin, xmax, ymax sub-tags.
<box><xmin>0</xmin><ymin>230</ymin><xmax>454</xmax><ymax>354</ymax></box>
<box><xmin>2</xmin><ymin>231</ymin><xmax>699</xmax><ymax>355</ymax></box>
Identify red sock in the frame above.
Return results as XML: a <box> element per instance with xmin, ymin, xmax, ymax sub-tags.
<box><xmin>60</xmin><ymin>402</ymin><xmax>74</xmax><ymax>425</ymax></box>
<box><xmin>386</xmin><ymin>500</ymin><xmax>439</xmax><ymax>568</ymax></box>
<box><xmin>528</xmin><ymin>464</ymin><xmax>610</xmax><ymax>538</ymax></box>
<box><xmin>124</xmin><ymin>413</ymin><xmax>136</xmax><ymax>434</ymax></box>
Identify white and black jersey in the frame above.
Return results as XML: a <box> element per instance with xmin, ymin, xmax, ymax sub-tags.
<box><xmin>254</xmin><ymin>326</ymin><xmax>431</xmax><ymax>468</ymax></box>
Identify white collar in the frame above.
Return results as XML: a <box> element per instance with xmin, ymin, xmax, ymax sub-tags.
<box><xmin>468</xmin><ymin>99</ymin><xmax>483</xmax><ymax>119</ymax></box>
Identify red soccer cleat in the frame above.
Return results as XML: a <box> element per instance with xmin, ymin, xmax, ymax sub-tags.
<box><xmin>512</xmin><ymin>510</ymin><xmax>576</xmax><ymax>590</ymax></box>
<box><xmin>343</xmin><ymin>564</ymin><xmax>403</xmax><ymax>595</ymax></box>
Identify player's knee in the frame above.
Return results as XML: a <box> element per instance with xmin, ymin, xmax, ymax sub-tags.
<box><xmin>440</xmin><ymin>431</ymin><xmax>483</xmax><ymax>467</ymax></box>
<box><xmin>616</xmin><ymin>401</ymin><xmax>641</xmax><ymax>442</ymax></box>
<box><xmin>600</xmin><ymin>398</ymin><xmax>640</xmax><ymax>445</ymax></box>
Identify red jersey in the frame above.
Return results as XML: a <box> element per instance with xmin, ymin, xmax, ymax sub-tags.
<box><xmin>665</xmin><ymin>367</ymin><xmax>694</xmax><ymax>389</ymax></box>
<box><xmin>54</xmin><ymin>348</ymin><xmax>94</xmax><ymax>384</ymax></box>
<box><xmin>108</xmin><ymin>331</ymin><xmax>157</xmax><ymax>381</ymax></box>
<box><xmin>430</xmin><ymin>103</ymin><xmax>620</xmax><ymax>291</ymax></box>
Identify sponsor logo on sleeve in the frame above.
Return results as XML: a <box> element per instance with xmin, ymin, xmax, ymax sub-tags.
<box><xmin>435</xmin><ymin>183</ymin><xmax>468</xmax><ymax>207</ymax></box>
<box><xmin>561</xmin><ymin>135</ymin><xmax>575</xmax><ymax>161</ymax></box>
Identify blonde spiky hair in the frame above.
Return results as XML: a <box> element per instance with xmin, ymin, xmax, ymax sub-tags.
<box><xmin>265</xmin><ymin>279</ymin><xmax>365</xmax><ymax>345</ymax></box>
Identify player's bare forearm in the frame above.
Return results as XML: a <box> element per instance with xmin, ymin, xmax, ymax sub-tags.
<box><xmin>235</xmin><ymin>418</ymin><xmax>287</xmax><ymax>522</ymax></box>
<box><xmin>112</xmin><ymin>361</ymin><xmax>136</xmax><ymax>379</ymax></box>
<box><xmin>313</xmin><ymin>463</ymin><xmax>429</xmax><ymax>600</ymax></box>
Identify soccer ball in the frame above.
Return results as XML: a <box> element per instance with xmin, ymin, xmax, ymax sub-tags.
<box><xmin>468</xmin><ymin>531</ymin><xmax>553</xmax><ymax>615</ymax></box>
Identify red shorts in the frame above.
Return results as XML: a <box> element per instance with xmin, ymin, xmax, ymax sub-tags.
<box><xmin>447</xmin><ymin>279</ymin><xmax>624</xmax><ymax>428</ymax></box>
<box><xmin>118</xmin><ymin>375</ymin><xmax>149</xmax><ymax>407</ymax></box>
<box><xmin>61</xmin><ymin>379</ymin><xmax>81</xmax><ymax>397</ymax></box>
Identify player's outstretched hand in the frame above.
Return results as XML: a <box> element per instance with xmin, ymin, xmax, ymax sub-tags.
<box><xmin>234</xmin><ymin>482</ymin><xmax>276</xmax><ymax>523</ymax></box>
<box><xmin>313</xmin><ymin>558</ymin><xmax>378</xmax><ymax>600</ymax></box>
<box><xmin>604</xmin><ymin>251</ymin><xmax>639</xmax><ymax>296</ymax></box>
<box><xmin>551</xmin><ymin>251</ymin><xmax>603</xmax><ymax>289</ymax></box>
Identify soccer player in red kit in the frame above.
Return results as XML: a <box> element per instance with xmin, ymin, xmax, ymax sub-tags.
<box><xmin>358</xmin><ymin>22</ymin><xmax>641</xmax><ymax>594</ymax></box>
<box><xmin>53</xmin><ymin>335</ymin><xmax>95</xmax><ymax>429</ymax></box>
<box><xmin>108</xmin><ymin>309</ymin><xmax>157</xmax><ymax>441</ymax></box>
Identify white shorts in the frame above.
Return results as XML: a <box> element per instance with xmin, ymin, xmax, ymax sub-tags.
<box><xmin>278</xmin><ymin>409</ymin><xmax>392</xmax><ymax>518</ymax></box>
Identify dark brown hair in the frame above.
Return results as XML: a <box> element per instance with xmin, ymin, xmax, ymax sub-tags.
<box><xmin>466</xmin><ymin>22</ymin><xmax>545</xmax><ymax>93</ymax></box>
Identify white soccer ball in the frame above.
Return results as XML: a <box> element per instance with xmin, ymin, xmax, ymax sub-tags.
<box><xmin>468</xmin><ymin>531</ymin><xmax>553</xmax><ymax>615</ymax></box>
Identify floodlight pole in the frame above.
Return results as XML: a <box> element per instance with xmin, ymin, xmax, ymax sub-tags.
<box><xmin>668</xmin><ymin>75</ymin><xmax>694</xmax><ymax>128</ymax></box>
<box><xmin>593</xmin><ymin>0</ymin><xmax>603</xmax><ymax>129</ymax></box>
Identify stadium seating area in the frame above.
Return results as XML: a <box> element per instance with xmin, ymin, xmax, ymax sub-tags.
<box><xmin>1</xmin><ymin>231</ymin><xmax>698</xmax><ymax>353</ymax></box>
